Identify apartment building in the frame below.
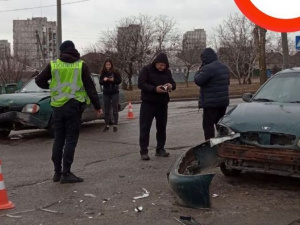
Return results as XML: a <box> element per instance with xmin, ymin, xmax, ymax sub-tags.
<box><xmin>182</xmin><ymin>28</ymin><xmax>206</xmax><ymax>51</ymax></box>
<box><xmin>0</xmin><ymin>40</ymin><xmax>11</xmax><ymax>59</ymax></box>
<box><xmin>13</xmin><ymin>17</ymin><xmax>57</xmax><ymax>68</ymax></box>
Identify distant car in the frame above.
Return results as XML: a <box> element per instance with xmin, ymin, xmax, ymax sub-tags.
<box><xmin>218</xmin><ymin>68</ymin><xmax>300</xmax><ymax>178</ymax></box>
<box><xmin>0</xmin><ymin>74</ymin><xmax>127</xmax><ymax>138</ymax></box>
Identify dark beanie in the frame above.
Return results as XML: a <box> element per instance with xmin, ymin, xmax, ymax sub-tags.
<box><xmin>60</xmin><ymin>40</ymin><xmax>75</xmax><ymax>52</ymax></box>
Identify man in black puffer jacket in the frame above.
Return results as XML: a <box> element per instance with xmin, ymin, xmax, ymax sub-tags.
<box><xmin>138</xmin><ymin>53</ymin><xmax>176</xmax><ymax>160</ymax></box>
<box><xmin>194</xmin><ymin>48</ymin><xmax>229</xmax><ymax>140</ymax></box>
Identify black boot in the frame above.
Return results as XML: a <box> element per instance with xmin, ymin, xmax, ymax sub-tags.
<box><xmin>155</xmin><ymin>149</ymin><xmax>170</xmax><ymax>157</ymax></box>
<box><xmin>53</xmin><ymin>172</ymin><xmax>62</xmax><ymax>182</ymax></box>
<box><xmin>60</xmin><ymin>172</ymin><xmax>83</xmax><ymax>184</ymax></box>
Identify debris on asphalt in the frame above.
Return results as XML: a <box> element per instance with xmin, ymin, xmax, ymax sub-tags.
<box><xmin>212</xmin><ymin>194</ymin><xmax>219</xmax><ymax>198</ymax></box>
<box><xmin>5</xmin><ymin>214</ymin><xmax>22</xmax><ymax>218</ymax></box>
<box><xmin>39</xmin><ymin>208</ymin><xmax>59</xmax><ymax>214</ymax></box>
<box><xmin>122</xmin><ymin>210</ymin><xmax>129</xmax><ymax>213</ymax></box>
<box><xmin>102</xmin><ymin>198</ymin><xmax>110</xmax><ymax>203</ymax></box>
<box><xmin>79</xmin><ymin>200</ymin><xmax>83</xmax><ymax>203</ymax></box>
<box><xmin>133</xmin><ymin>188</ymin><xmax>150</xmax><ymax>200</ymax></box>
<box><xmin>84</xmin><ymin>193</ymin><xmax>96</xmax><ymax>198</ymax></box>
<box><xmin>132</xmin><ymin>200</ymin><xmax>136</xmax><ymax>203</ymax></box>
<box><xmin>151</xmin><ymin>203</ymin><xmax>155</xmax><ymax>205</ymax></box>
<box><xmin>73</xmin><ymin>191</ymin><xmax>78</xmax><ymax>193</ymax></box>
<box><xmin>134</xmin><ymin>206</ymin><xmax>143</xmax><ymax>212</ymax></box>
<box><xmin>173</xmin><ymin>216</ymin><xmax>201</xmax><ymax>225</ymax></box>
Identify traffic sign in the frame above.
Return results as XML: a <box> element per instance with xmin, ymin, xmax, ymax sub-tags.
<box><xmin>296</xmin><ymin>36</ymin><xmax>300</xmax><ymax>50</ymax></box>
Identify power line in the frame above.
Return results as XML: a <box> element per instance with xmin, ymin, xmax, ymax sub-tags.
<box><xmin>0</xmin><ymin>0</ymin><xmax>90</xmax><ymax>13</ymax></box>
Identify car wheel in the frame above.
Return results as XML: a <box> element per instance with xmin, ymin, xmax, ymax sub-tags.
<box><xmin>220</xmin><ymin>162</ymin><xmax>242</xmax><ymax>176</ymax></box>
<box><xmin>0</xmin><ymin>130</ymin><xmax>10</xmax><ymax>138</ymax></box>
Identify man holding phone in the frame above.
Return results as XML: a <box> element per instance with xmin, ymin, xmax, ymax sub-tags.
<box><xmin>138</xmin><ymin>52</ymin><xmax>176</xmax><ymax>160</ymax></box>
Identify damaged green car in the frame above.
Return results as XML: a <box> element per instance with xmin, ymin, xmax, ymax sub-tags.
<box><xmin>218</xmin><ymin>68</ymin><xmax>300</xmax><ymax>178</ymax></box>
<box><xmin>0</xmin><ymin>74</ymin><xmax>127</xmax><ymax>138</ymax></box>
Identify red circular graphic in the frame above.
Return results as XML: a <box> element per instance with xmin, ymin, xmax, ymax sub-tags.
<box><xmin>235</xmin><ymin>0</ymin><xmax>300</xmax><ymax>32</ymax></box>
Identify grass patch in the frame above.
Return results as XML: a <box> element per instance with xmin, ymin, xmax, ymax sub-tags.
<box><xmin>125</xmin><ymin>80</ymin><xmax>261</xmax><ymax>102</ymax></box>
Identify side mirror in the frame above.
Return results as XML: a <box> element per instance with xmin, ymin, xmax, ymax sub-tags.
<box><xmin>242</xmin><ymin>93</ymin><xmax>253</xmax><ymax>102</ymax></box>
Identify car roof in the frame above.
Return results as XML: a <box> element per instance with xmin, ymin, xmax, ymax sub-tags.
<box><xmin>277</xmin><ymin>67</ymin><xmax>300</xmax><ymax>74</ymax></box>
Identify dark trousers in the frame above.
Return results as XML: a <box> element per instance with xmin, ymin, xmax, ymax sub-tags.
<box><xmin>203</xmin><ymin>107</ymin><xmax>227</xmax><ymax>140</ymax></box>
<box><xmin>103</xmin><ymin>93</ymin><xmax>119</xmax><ymax>125</ymax></box>
<box><xmin>51</xmin><ymin>99</ymin><xmax>85</xmax><ymax>175</ymax></box>
<box><xmin>139</xmin><ymin>101</ymin><xmax>168</xmax><ymax>155</ymax></box>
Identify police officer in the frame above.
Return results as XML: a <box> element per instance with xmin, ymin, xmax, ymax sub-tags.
<box><xmin>35</xmin><ymin>40</ymin><xmax>102</xmax><ymax>183</ymax></box>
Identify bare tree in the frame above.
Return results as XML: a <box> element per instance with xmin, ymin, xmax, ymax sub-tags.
<box><xmin>211</xmin><ymin>14</ymin><xmax>256</xmax><ymax>85</ymax></box>
<box><xmin>253</xmin><ymin>25</ymin><xmax>267</xmax><ymax>85</ymax></box>
<box><xmin>177</xmin><ymin>48</ymin><xmax>202</xmax><ymax>87</ymax></box>
<box><xmin>99</xmin><ymin>14</ymin><xmax>178</xmax><ymax>90</ymax></box>
<box><xmin>0</xmin><ymin>46</ymin><xmax>26</xmax><ymax>86</ymax></box>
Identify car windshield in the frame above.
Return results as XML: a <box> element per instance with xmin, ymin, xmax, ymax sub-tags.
<box><xmin>253</xmin><ymin>73</ymin><xmax>300</xmax><ymax>103</ymax></box>
<box><xmin>19</xmin><ymin>78</ymin><xmax>50</xmax><ymax>93</ymax></box>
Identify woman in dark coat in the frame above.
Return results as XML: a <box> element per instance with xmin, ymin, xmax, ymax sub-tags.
<box><xmin>99</xmin><ymin>58</ymin><xmax>122</xmax><ymax>132</ymax></box>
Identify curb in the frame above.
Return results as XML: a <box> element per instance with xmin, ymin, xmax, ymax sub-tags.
<box><xmin>130</xmin><ymin>95</ymin><xmax>242</xmax><ymax>104</ymax></box>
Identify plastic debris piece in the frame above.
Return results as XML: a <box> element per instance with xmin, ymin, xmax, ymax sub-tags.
<box><xmin>88</xmin><ymin>217</ymin><xmax>93</xmax><ymax>219</ymax></box>
<box><xmin>40</xmin><ymin>208</ymin><xmax>59</xmax><ymax>213</ymax></box>
<box><xmin>134</xmin><ymin>206</ymin><xmax>143</xmax><ymax>212</ymax></box>
<box><xmin>133</xmin><ymin>188</ymin><xmax>150</xmax><ymax>200</ymax></box>
<box><xmin>122</xmin><ymin>210</ymin><xmax>129</xmax><ymax>213</ymax></box>
<box><xmin>6</xmin><ymin>214</ymin><xmax>22</xmax><ymax>218</ymax></box>
<box><xmin>102</xmin><ymin>198</ymin><xmax>110</xmax><ymax>203</ymax></box>
<box><xmin>151</xmin><ymin>203</ymin><xmax>155</xmax><ymax>205</ymax></box>
<box><xmin>212</xmin><ymin>194</ymin><xmax>219</xmax><ymax>198</ymax></box>
<box><xmin>73</xmin><ymin>191</ymin><xmax>78</xmax><ymax>193</ymax></box>
<box><xmin>79</xmin><ymin>200</ymin><xmax>83</xmax><ymax>203</ymax></box>
<box><xmin>84</xmin><ymin>194</ymin><xmax>96</xmax><ymax>198</ymax></box>
<box><xmin>132</xmin><ymin>200</ymin><xmax>136</xmax><ymax>203</ymax></box>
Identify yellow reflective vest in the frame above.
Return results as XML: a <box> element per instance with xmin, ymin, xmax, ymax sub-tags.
<box><xmin>49</xmin><ymin>59</ymin><xmax>90</xmax><ymax>107</ymax></box>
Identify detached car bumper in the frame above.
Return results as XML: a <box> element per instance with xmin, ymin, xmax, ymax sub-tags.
<box><xmin>167</xmin><ymin>142</ymin><xmax>222</xmax><ymax>209</ymax></box>
<box><xmin>0</xmin><ymin>111</ymin><xmax>48</xmax><ymax>129</ymax></box>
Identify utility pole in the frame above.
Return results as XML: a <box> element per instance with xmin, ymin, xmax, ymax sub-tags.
<box><xmin>281</xmin><ymin>32</ymin><xmax>289</xmax><ymax>69</ymax></box>
<box><xmin>56</xmin><ymin>0</ymin><xmax>62</xmax><ymax>58</ymax></box>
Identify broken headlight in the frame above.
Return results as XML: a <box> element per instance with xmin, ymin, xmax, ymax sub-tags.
<box><xmin>22</xmin><ymin>104</ymin><xmax>40</xmax><ymax>114</ymax></box>
<box><xmin>218</xmin><ymin>124</ymin><xmax>236</xmax><ymax>136</ymax></box>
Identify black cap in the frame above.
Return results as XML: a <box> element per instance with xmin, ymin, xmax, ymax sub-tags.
<box><xmin>60</xmin><ymin>40</ymin><xmax>75</xmax><ymax>52</ymax></box>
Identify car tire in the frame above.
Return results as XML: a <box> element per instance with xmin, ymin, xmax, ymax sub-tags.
<box><xmin>220</xmin><ymin>162</ymin><xmax>242</xmax><ymax>176</ymax></box>
<box><xmin>0</xmin><ymin>130</ymin><xmax>10</xmax><ymax>138</ymax></box>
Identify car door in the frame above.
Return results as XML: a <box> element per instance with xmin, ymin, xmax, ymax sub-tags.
<box><xmin>81</xmin><ymin>74</ymin><xmax>102</xmax><ymax>122</ymax></box>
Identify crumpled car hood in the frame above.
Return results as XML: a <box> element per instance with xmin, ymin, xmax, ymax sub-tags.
<box><xmin>0</xmin><ymin>92</ymin><xmax>50</xmax><ymax>107</ymax></box>
<box><xmin>220</xmin><ymin>102</ymin><xmax>300</xmax><ymax>135</ymax></box>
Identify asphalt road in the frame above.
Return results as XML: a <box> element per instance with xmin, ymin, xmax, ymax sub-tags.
<box><xmin>0</xmin><ymin>99</ymin><xmax>300</xmax><ymax>225</ymax></box>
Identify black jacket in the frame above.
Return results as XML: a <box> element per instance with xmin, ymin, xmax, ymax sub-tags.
<box><xmin>35</xmin><ymin>48</ymin><xmax>101</xmax><ymax>110</ymax></box>
<box><xmin>194</xmin><ymin>48</ymin><xmax>229</xmax><ymax>108</ymax></box>
<box><xmin>138</xmin><ymin>53</ymin><xmax>176</xmax><ymax>105</ymax></box>
<box><xmin>99</xmin><ymin>70</ymin><xmax>122</xmax><ymax>95</ymax></box>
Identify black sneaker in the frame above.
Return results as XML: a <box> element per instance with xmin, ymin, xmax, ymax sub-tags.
<box><xmin>155</xmin><ymin>150</ymin><xmax>170</xmax><ymax>157</ymax></box>
<box><xmin>53</xmin><ymin>172</ymin><xmax>62</xmax><ymax>182</ymax></box>
<box><xmin>113</xmin><ymin>127</ymin><xmax>118</xmax><ymax>132</ymax></box>
<box><xmin>103</xmin><ymin>126</ymin><xmax>109</xmax><ymax>132</ymax></box>
<box><xmin>141</xmin><ymin>154</ymin><xmax>150</xmax><ymax>160</ymax></box>
<box><xmin>60</xmin><ymin>172</ymin><xmax>83</xmax><ymax>184</ymax></box>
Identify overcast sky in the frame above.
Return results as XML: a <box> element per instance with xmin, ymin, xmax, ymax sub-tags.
<box><xmin>0</xmin><ymin>0</ymin><xmax>299</xmax><ymax>54</ymax></box>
